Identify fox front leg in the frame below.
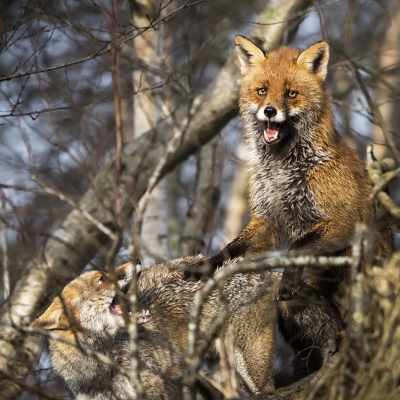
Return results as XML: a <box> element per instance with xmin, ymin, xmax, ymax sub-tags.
<box><xmin>277</xmin><ymin>222</ymin><xmax>354</xmax><ymax>301</ymax></box>
<box><xmin>183</xmin><ymin>217</ymin><xmax>275</xmax><ymax>280</ymax></box>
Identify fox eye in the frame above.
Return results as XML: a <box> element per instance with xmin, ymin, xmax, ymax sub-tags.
<box><xmin>287</xmin><ymin>90</ymin><xmax>297</xmax><ymax>98</ymax></box>
<box><xmin>98</xmin><ymin>276</ymin><xmax>106</xmax><ymax>285</ymax></box>
<box><xmin>257</xmin><ymin>88</ymin><xmax>266</xmax><ymax>97</ymax></box>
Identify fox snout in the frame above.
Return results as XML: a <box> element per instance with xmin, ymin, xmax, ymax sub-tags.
<box><xmin>256</xmin><ymin>105</ymin><xmax>286</xmax><ymax>144</ymax></box>
<box><xmin>113</xmin><ymin>262</ymin><xmax>152</xmax><ymax>324</ymax></box>
<box><xmin>115</xmin><ymin>262</ymin><xmax>134</xmax><ymax>287</ymax></box>
<box><xmin>114</xmin><ymin>260</ymin><xmax>144</xmax><ymax>289</ymax></box>
<box><xmin>264</xmin><ymin>106</ymin><xmax>277</xmax><ymax>119</ymax></box>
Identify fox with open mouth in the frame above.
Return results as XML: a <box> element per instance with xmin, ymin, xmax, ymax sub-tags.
<box><xmin>32</xmin><ymin>257</ymin><xmax>284</xmax><ymax>399</ymax></box>
<box><xmin>185</xmin><ymin>35</ymin><xmax>393</xmax><ymax>299</ymax></box>
<box><xmin>31</xmin><ymin>262</ymin><xmax>171</xmax><ymax>400</ymax></box>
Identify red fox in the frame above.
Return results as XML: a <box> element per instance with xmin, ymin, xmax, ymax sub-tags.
<box><xmin>31</xmin><ymin>262</ymin><xmax>173</xmax><ymax>400</ymax></box>
<box><xmin>186</xmin><ymin>35</ymin><xmax>393</xmax><ymax>300</ymax></box>
<box><xmin>32</xmin><ymin>257</ymin><xmax>282</xmax><ymax>398</ymax></box>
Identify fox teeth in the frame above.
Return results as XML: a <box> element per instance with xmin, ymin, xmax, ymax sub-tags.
<box><xmin>138</xmin><ymin>309</ymin><xmax>152</xmax><ymax>325</ymax></box>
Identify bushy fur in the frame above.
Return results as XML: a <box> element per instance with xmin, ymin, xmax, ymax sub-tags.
<box><xmin>33</xmin><ymin>256</ymin><xmax>281</xmax><ymax>398</ymax></box>
<box><xmin>185</xmin><ymin>36</ymin><xmax>393</xmax><ymax>378</ymax></box>
<box><xmin>202</xmin><ymin>36</ymin><xmax>392</xmax><ymax>293</ymax></box>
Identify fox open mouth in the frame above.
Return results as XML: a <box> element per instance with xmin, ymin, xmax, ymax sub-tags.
<box><xmin>110</xmin><ymin>296</ymin><xmax>152</xmax><ymax>324</ymax></box>
<box><xmin>110</xmin><ymin>296</ymin><xmax>131</xmax><ymax>316</ymax></box>
<box><xmin>138</xmin><ymin>309</ymin><xmax>152</xmax><ymax>325</ymax></box>
<box><xmin>262</xmin><ymin>121</ymin><xmax>284</xmax><ymax>144</ymax></box>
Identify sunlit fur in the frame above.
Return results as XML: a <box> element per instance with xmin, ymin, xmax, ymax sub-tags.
<box><xmin>232</xmin><ymin>36</ymin><xmax>393</xmax><ymax>289</ymax></box>
<box><xmin>33</xmin><ymin>258</ymin><xmax>281</xmax><ymax>398</ymax></box>
<box><xmin>32</xmin><ymin>263</ymin><xmax>174</xmax><ymax>400</ymax></box>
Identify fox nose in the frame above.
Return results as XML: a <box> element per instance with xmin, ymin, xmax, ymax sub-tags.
<box><xmin>264</xmin><ymin>106</ymin><xmax>277</xmax><ymax>119</ymax></box>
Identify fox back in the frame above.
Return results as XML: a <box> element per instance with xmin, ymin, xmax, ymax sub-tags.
<box><xmin>32</xmin><ymin>258</ymin><xmax>279</xmax><ymax>398</ymax></box>
<box><xmin>138</xmin><ymin>255</ymin><xmax>279</xmax><ymax>396</ymax></box>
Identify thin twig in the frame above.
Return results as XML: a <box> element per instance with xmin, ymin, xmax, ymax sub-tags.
<box><xmin>29</xmin><ymin>176</ymin><xmax>118</xmax><ymax>242</ymax></box>
<box><xmin>1</xmin><ymin>193</ymin><xmax>9</xmax><ymax>300</ymax></box>
<box><xmin>107</xmin><ymin>0</ymin><xmax>124</xmax><ymax>219</ymax></box>
<box><xmin>0</xmin><ymin>369</ymin><xmax>64</xmax><ymax>400</ymax></box>
<box><xmin>127</xmin><ymin>242</ymin><xmax>143</xmax><ymax>399</ymax></box>
<box><xmin>227</xmin><ymin>325</ymin><xmax>239</xmax><ymax>397</ymax></box>
<box><xmin>0</xmin><ymin>1</ymin><xmax>206</xmax><ymax>83</ymax></box>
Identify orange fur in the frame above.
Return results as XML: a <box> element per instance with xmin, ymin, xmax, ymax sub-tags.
<box><xmin>184</xmin><ymin>36</ymin><xmax>394</xmax><ymax>379</ymax></box>
<box><xmin>197</xmin><ymin>36</ymin><xmax>393</xmax><ymax>297</ymax></box>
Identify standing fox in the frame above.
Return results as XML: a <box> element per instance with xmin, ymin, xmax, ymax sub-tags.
<box><xmin>188</xmin><ymin>36</ymin><xmax>393</xmax><ymax>298</ymax></box>
<box><xmin>32</xmin><ymin>257</ymin><xmax>282</xmax><ymax>399</ymax></box>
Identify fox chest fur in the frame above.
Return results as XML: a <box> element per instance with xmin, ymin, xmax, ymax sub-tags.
<box><xmin>186</xmin><ymin>36</ymin><xmax>392</xmax><ymax>298</ymax></box>
<box><xmin>236</xmin><ymin>38</ymin><xmax>368</xmax><ymax>247</ymax></box>
<box><xmin>247</xmin><ymin>132</ymin><xmax>331</xmax><ymax>243</ymax></box>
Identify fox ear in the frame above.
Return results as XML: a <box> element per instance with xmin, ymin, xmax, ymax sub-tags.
<box><xmin>234</xmin><ymin>35</ymin><xmax>265</xmax><ymax>75</ymax></box>
<box><xmin>31</xmin><ymin>297</ymin><xmax>71</xmax><ymax>330</ymax></box>
<box><xmin>297</xmin><ymin>41</ymin><xmax>329</xmax><ymax>80</ymax></box>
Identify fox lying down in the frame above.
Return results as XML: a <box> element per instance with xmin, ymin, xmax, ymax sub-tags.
<box><xmin>32</xmin><ymin>257</ymin><xmax>282</xmax><ymax>399</ymax></box>
<box><xmin>32</xmin><ymin>256</ymin><xmax>344</xmax><ymax>398</ymax></box>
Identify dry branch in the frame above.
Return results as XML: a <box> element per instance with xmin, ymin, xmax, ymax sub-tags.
<box><xmin>0</xmin><ymin>0</ymin><xmax>313</xmax><ymax>397</ymax></box>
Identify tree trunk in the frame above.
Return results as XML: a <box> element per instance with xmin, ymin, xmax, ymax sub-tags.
<box><xmin>371</xmin><ymin>0</ymin><xmax>400</xmax><ymax>160</ymax></box>
<box><xmin>0</xmin><ymin>1</ymin><xmax>313</xmax><ymax>397</ymax></box>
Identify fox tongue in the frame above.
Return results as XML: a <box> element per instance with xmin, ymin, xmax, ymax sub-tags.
<box><xmin>267</xmin><ymin>122</ymin><xmax>280</xmax><ymax>137</ymax></box>
<box><xmin>264</xmin><ymin>122</ymin><xmax>281</xmax><ymax>142</ymax></box>
<box><xmin>111</xmin><ymin>303</ymin><xmax>122</xmax><ymax>314</ymax></box>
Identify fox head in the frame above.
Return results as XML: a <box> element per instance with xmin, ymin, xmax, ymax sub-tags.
<box><xmin>32</xmin><ymin>262</ymin><xmax>151</xmax><ymax>336</ymax></box>
<box><xmin>234</xmin><ymin>35</ymin><xmax>330</xmax><ymax>147</ymax></box>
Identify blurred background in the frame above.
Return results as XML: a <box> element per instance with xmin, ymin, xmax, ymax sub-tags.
<box><xmin>0</xmin><ymin>0</ymin><xmax>399</xmax><ymax>397</ymax></box>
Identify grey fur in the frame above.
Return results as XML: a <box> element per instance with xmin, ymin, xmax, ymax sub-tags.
<box><xmin>242</xmin><ymin>109</ymin><xmax>331</xmax><ymax>243</ymax></box>
<box><xmin>137</xmin><ymin>255</ymin><xmax>279</xmax><ymax>396</ymax></box>
<box><xmin>33</xmin><ymin>257</ymin><xmax>279</xmax><ymax>399</ymax></box>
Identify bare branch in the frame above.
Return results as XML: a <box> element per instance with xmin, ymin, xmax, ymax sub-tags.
<box><xmin>0</xmin><ymin>0</ymin><xmax>313</xmax><ymax>396</ymax></box>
